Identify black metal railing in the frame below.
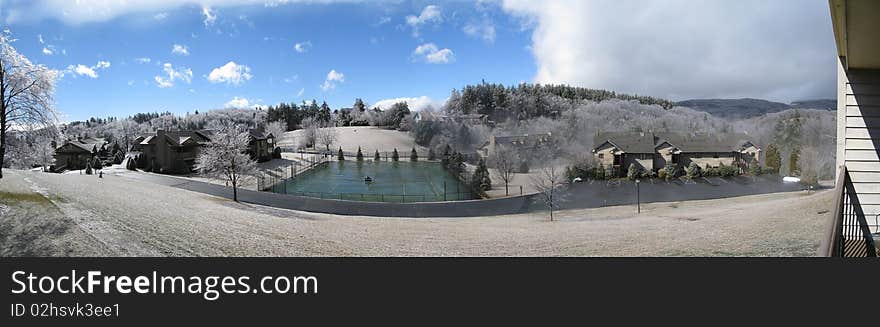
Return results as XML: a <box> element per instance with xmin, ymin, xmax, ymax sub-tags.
<box><xmin>818</xmin><ymin>166</ymin><xmax>878</xmax><ymax>257</ymax></box>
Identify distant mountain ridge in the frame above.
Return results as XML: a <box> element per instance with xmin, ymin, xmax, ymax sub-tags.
<box><xmin>675</xmin><ymin>98</ymin><xmax>835</xmax><ymax>119</ymax></box>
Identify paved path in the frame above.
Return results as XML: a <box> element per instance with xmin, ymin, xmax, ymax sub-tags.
<box><xmin>116</xmin><ymin>170</ymin><xmax>808</xmax><ymax>217</ymax></box>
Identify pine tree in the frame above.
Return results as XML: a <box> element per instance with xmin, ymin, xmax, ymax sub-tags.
<box><xmin>337</xmin><ymin>147</ymin><xmax>344</xmax><ymax>161</ymax></box>
<box><xmin>356</xmin><ymin>147</ymin><xmax>364</xmax><ymax>161</ymax></box>
<box><xmin>428</xmin><ymin>148</ymin><xmax>436</xmax><ymax>161</ymax></box>
<box><xmin>765</xmin><ymin>144</ymin><xmax>781</xmax><ymax>174</ymax></box>
<box><xmin>391</xmin><ymin>148</ymin><xmax>399</xmax><ymax>161</ymax></box>
<box><xmin>471</xmin><ymin>158</ymin><xmax>492</xmax><ymax>193</ymax></box>
<box><xmin>374</xmin><ymin>150</ymin><xmax>380</xmax><ymax>162</ymax></box>
<box><xmin>626</xmin><ymin>163</ymin><xmax>639</xmax><ymax>180</ymax></box>
<box><xmin>410</xmin><ymin>148</ymin><xmax>418</xmax><ymax>162</ymax></box>
<box><xmin>789</xmin><ymin>147</ymin><xmax>801</xmax><ymax>176</ymax></box>
<box><xmin>595</xmin><ymin>163</ymin><xmax>606</xmax><ymax>180</ymax></box>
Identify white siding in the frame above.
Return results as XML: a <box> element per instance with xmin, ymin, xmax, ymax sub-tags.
<box><xmin>840</xmin><ymin>62</ymin><xmax>880</xmax><ymax>213</ymax></box>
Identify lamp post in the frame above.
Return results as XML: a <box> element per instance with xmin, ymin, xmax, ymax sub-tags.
<box><xmin>635</xmin><ymin>179</ymin><xmax>641</xmax><ymax>214</ymax></box>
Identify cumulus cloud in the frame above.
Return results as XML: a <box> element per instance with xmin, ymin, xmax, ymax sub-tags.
<box><xmin>406</xmin><ymin>5</ymin><xmax>442</xmax><ymax>37</ymax></box>
<box><xmin>207</xmin><ymin>61</ymin><xmax>252</xmax><ymax>85</ymax></box>
<box><xmin>501</xmin><ymin>0</ymin><xmax>836</xmax><ymax>102</ymax></box>
<box><xmin>42</xmin><ymin>47</ymin><xmax>53</xmax><ymax>55</ymax></box>
<box><xmin>225</xmin><ymin>96</ymin><xmax>251</xmax><ymax>109</ymax></box>
<box><xmin>154</xmin><ymin>12</ymin><xmax>169</xmax><ymax>21</ymax></box>
<box><xmin>372</xmin><ymin>96</ymin><xmax>443</xmax><ymax>112</ymax></box>
<box><xmin>320</xmin><ymin>69</ymin><xmax>345</xmax><ymax>91</ymax></box>
<box><xmin>135</xmin><ymin>57</ymin><xmax>152</xmax><ymax>64</ymax></box>
<box><xmin>154</xmin><ymin>63</ymin><xmax>192</xmax><ymax>88</ymax></box>
<box><xmin>64</xmin><ymin>60</ymin><xmax>111</xmax><ymax>79</ymax></box>
<box><xmin>412</xmin><ymin>43</ymin><xmax>455</xmax><ymax>64</ymax></box>
<box><xmin>294</xmin><ymin>41</ymin><xmax>311</xmax><ymax>53</ymax></box>
<box><xmin>66</xmin><ymin>64</ymin><xmax>98</xmax><ymax>78</ymax></box>
<box><xmin>171</xmin><ymin>44</ymin><xmax>189</xmax><ymax>56</ymax></box>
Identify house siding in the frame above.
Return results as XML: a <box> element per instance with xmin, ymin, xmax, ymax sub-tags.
<box><xmin>840</xmin><ymin>62</ymin><xmax>880</xmax><ymax>216</ymax></box>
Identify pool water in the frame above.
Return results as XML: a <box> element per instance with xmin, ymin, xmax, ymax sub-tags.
<box><xmin>269</xmin><ymin>161</ymin><xmax>474</xmax><ymax>202</ymax></box>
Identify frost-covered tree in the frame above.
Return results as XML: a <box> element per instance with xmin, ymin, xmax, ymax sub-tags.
<box><xmin>316</xmin><ymin>126</ymin><xmax>338</xmax><ymax>152</ymax></box>
<box><xmin>489</xmin><ymin>145</ymin><xmax>518</xmax><ymax>196</ymax></box>
<box><xmin>0</xmin><ymin>30</ymin><xmax>59</xmax><ymax>178</ymax></box>
<box><xmin>531</xmin><ymin>164</ymin><xmax>565</xmax><ymax>222</ymax></box>
<box><xmin>195</xmin><ymin>119</ymin><xmax>257</xmax><ymax>202</ymax></box>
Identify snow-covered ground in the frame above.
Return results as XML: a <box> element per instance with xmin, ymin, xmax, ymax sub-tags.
<box><xmin>277</xmin><ymin>126</ymin><xmax>428</xmax><ymax>153</ymax></box>
<box><xmin>0</xmin><ymin>169</ymin><xmax>832</xmax><ymax>256</ymax></box>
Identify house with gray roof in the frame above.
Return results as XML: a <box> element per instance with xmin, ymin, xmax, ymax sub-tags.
<box><xmin>592</xmin><ymin>131</ymin><xmax>760</xmax><ymax>177</ymax></box>
<box><xmin>131</xmin><ymin>128</ymin><xmax>275</xmax><ymax>174</ymax></box>
<box><xmin>53</xmin><ymin>137</ymin><xmax>110</xmax><ymax>171</ymax></box>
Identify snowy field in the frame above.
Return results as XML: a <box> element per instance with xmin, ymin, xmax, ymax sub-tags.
<box><xmin>0</xmin><ymin>169</ymin><xmax>831</xmax><ymax>256</ymax></box>
<box><xmin>276</xmin><ymin>126</ymin><xmax>428</xmax><ymax>153</ymax></box>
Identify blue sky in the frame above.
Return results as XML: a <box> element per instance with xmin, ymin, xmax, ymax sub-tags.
<box><xmin>1</xmin><ymin>0</ymin><xmax>836</xmax><ymax>122</ymax></box>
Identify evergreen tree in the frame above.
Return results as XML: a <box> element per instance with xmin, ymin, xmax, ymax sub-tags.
<box><xmin>337</xmin><ymin>147</ymin><xmax>345</xmax><ymax>161</ymax></box>
<box><xmin>356</xmin><ymin>146</ymin><xmax>364</xmax><ymax>161</ymax></box>
<box><xmin>410</xmin><ymin>147</ymin><xmax>418</xmax><ymax>162</ymax></box>
<box><xmin>685</xmin><ymin>162</ymin><xmax>700</xmax><ymax>179</ymax></box>
<box><xmin>765</xmin><ymin>144</ymin><xmax>781</xmax><ymax>173</ymax></box>
<box><xmin>374</xmin><ymin>149</ymin><xmax>380</xmax><ymax>162</ymax></box>
<box><xmin>428</xmin><ymin>148</ymin><xmax>436</xmax><ymax>161</ymax></box>
<box><xmin>471</xmin><ymin>158</ymin><xmax>492</xmax><ymax>193</ymax></box>
<box><xmin>442</xmin><ymin>145</ymin><xmax>452</xmax><ymax>166</ymax></box>
<box><xmin>391</xmin><ymin>148</ymin><xmax>399</xmax><ymax>161</ymax></box>
<box><xmin>789</xmin><ymin>147</ymin><xmax>801</xmax><ymax>176</ymax></box>
<box><xmin>595</xmin><ymin>163</ymin><xmax>606</xmax><ymax>180</ymax></box>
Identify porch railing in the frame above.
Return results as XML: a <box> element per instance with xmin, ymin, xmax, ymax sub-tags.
<box><xmin>818</xmin><ymin>166</ymin><xmax>878</xmax><ymax>257</ymax></box>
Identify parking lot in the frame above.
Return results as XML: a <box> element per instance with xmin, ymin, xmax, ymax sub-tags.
<box><xmin>557</xmin><ymin>175</ymin><xmax>807</xmax><ymax>210</ymax></box>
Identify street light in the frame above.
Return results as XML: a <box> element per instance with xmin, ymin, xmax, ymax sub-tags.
<box><xmin>635</xmin><ymin>179</ymin><xmax>641</xmax><ymax>214</ymax></box>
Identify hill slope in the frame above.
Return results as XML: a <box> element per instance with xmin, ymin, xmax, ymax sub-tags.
<box><xmin>676</xmin><ymin>98</ymin><xmax>835</xmax><ymax>119</ymax></box>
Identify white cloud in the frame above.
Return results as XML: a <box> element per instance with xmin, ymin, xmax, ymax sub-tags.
<box><xmin>296</xmin><ymin>88</ymin><xmax>305</xmax><ymax>97</ymax></box>
<box><xmin>171</xmin><ymin>44</ymin><xmax>189</xmax><ymax>56</ymax></box>
<box><xmin>64</xmin><ymin>60</ymin><xmax>111</xmax><ymax>79</ymax></box>
<box><xmin>37</xmin><ymin>34</ymin><xmax>45</xmax><ymax>44</ymax></box>
<box><xmin>127</xmin><ymin>80</ymin><xmax>136</xmax><ymax>86</ymax></box>
<box><xmin>201</xmin><ymin>6</ymin><xmax>217</xmax><ymax>28</ymax></box>
<box><xmin>67</xmin><ymin>64</ymin><xmax>98</xmax><ymax>78</ymax></box>
<box><xmin>412</xmin><ymin>43</ymin><xmax>455</xmax><ymax>64</ymax></box>
<box><xmin>135</xmin><ymin>57</ymin><xmax>152</xmax><ymax>64</ymax></box>
<box><xmin>406</xmin><ymin>5</ymin><xmax>442</xmax><ymax>37</ymax></box>
<box><xmin>154</xmin><ymin>12</ymin><xmax>168</xmax><ymax>21</ymax></box>
<box><xmin>294</xmin><ymin>41</ymin><xmax>311</xmax><ymax>53</ymax></box>
<box><xmin>372</xmin><ymin>96</ymin><xmax>443</xmax><ymax>112</ymax></box>
<box><xmin>225</xmin><ymin>96</ymin><xmax>251</xmax><ymax>109</ymax></box>
<box><xmin>500</xmin><ymin>0</ymin><xmax>836</xmax><ymax>102</ymax></box>
<box><xmin>320</xmin><ymin>69</ymin><xmax>345</xmax><ymax>91</ymax></box>
<box><xmin>207</xmin><ymin>61</ymin><xmax>252</xmax><ymax>85</ymax></box>
<box><xmin>154</xmin><ymin>63</ymin><xmax>192</xmax><ymax>88</ymax></box>
<box><xmin>42</xmin><ymin>47</ymin><xmax>53</xmax><ymax>55</ymax></box>
<box><xmin>463</xmin><ymin>20</ymin><xmax>496</xmax><ymax>43</ymax></box>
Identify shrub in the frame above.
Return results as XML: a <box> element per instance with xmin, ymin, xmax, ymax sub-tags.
<box><xmin>718</xmin><ymin>164</ymin><xmax>739</xmax><ymax>177</ymax></box>
<box><xmin>595</xmin><ymin>163</ymin><xmax>606</xmax><ymax>180</ymax></box>
<box><xmin>85</xmin><ymin>162</ymin><xmax>93</xmax><ymax>175</ymax></box>
<box><xmin>685</xmin><ymin>162</ymin><xmax>700</xmax><ymax>179</ymax></box>
<box><xmin>748</xmin><ymin>164</ymin><xmax>762</xmax><ymax>176</ymax></box>
<box><xmin>657</xmin><ymin>169</ymin><xmax>667</xmax><ymax>180</ymax></box>
<box><xmin>273</xmin><ymin>147</ymin><xmax>282</xmax><ymax>159</ymax></box>
<box><xmin>626</xmin><ymin>163</ymin><xmax>640</xmax><ymax>180</ymax></box>
<box><xmin>518</xmin><ymin>161</ymin><xmax>530</xmax><ymax>174</ymax></box>
<box><xmin>663</xmin><ymin>163</ymin><xmax>679</xmax><ymax>181</ymax></box>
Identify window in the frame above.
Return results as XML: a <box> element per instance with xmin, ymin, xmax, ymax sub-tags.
<box><xmin>713</xmin><ymin>153</ymin><xmax>719</xmax><ymax>159</ymax></box>
<box><xmin>598</xmin><ymin>154</ymin><xmax>604</xmax><ymax>159</ymax></box>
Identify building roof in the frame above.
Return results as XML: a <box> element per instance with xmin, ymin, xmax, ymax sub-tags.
<box><xmin>594</xmin><ymin>132</ymin><xmax>756</xmax><ymax>154</ymax></box>
<box><xmin>248</xmin><ymin>128</ymin><xmax>273</xmax><ymax>140</ymax></box>
<box><xmin>57</xmin><ymin>137</ymin><xmax>108</xmax><ymax>153</ymax></box>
